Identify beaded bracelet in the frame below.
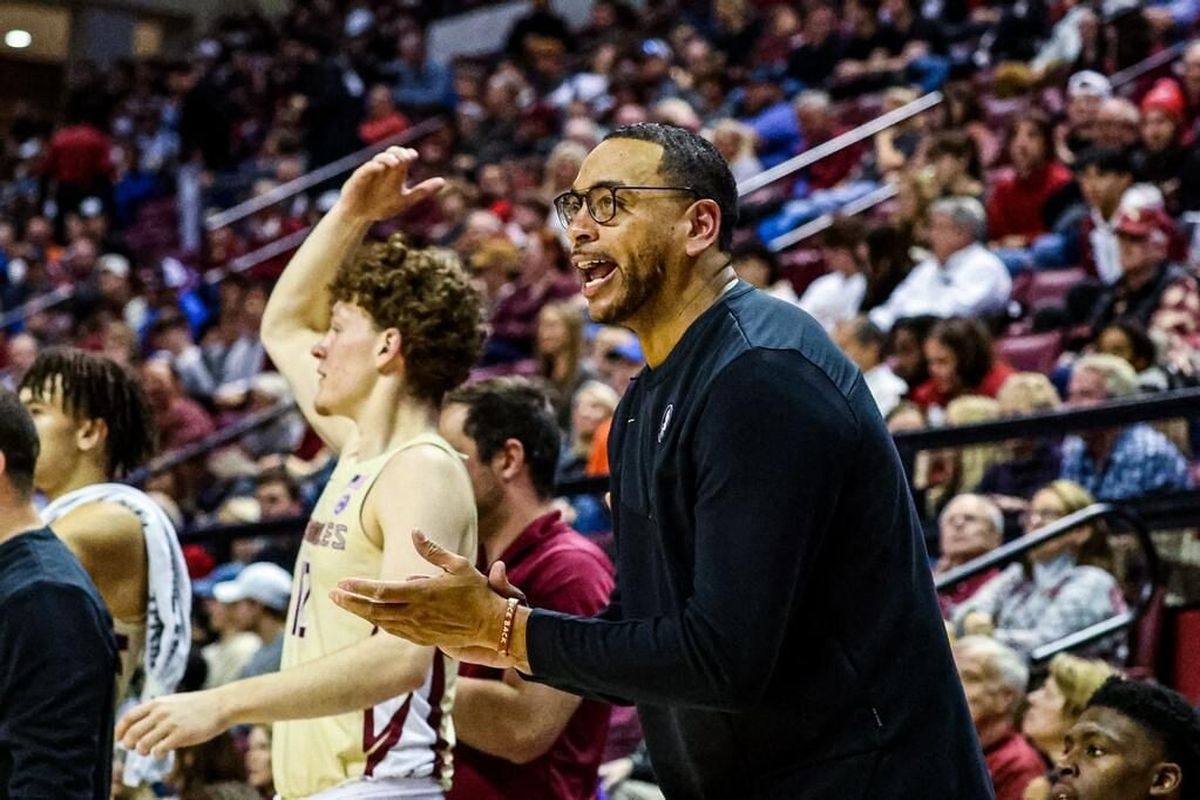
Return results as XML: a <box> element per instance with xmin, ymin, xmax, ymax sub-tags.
<box><xmin>497</xmin><ymin>597</ymin><xmax>520</xmax><ymax>657</ymax></box>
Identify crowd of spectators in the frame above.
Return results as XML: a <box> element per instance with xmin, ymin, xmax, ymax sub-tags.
<box><xmin>7</xmin><ymin>0</ymin><xmax>1200</xmax><ymax>797</ymax></box>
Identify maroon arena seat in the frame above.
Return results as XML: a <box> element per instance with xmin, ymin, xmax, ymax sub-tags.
<box><xmin>996</xmin><ymin>331</ymin><xmax>1064</xmax><ymax>374</ymax></box>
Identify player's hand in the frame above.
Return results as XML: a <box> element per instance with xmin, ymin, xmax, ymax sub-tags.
<box><xmin>115</xmin><ymin>690</ymin><xmax>226</xmax><ymax>759</ymax></box>
<box><xmin>335</xmin><ymin>146</ymin><xmax>444</xmax><ymax>223</ymax></box>
<box><xmin>331</xmin><ymin>529</ymin><xmax>518</xmax><ymax>653</ymax></box>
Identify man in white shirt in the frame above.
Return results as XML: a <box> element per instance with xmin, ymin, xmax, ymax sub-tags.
<box><xmin>833</xmin><ymin>316</ymin><xmax>907</xmax><ymax>416</ymax></box>
<box><xmin>799</xmin><ymin>217</ymin><xmax>868</xmax><ymax>331</ymax></box>
<box><xmin>869</xmin><ymin>196</ymin><xmax>1012</xmax><ymax>332</ymax></box>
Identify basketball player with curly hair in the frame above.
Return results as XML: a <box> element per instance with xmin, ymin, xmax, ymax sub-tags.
<box><xmin>119</xmin><ymin>147</ymin><xmax>484</xmax><ymax>800</ymax></box>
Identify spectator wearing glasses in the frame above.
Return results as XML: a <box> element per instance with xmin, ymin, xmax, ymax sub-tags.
<box><xmin>954</xmin><ymin>479</ymin><xmax>1126</xmax><ymax>660</ymax></box>
<box><xmin>934</xmin><ymin>493</ymin><xmax>1004</xmax><ymax>615</ymax></box>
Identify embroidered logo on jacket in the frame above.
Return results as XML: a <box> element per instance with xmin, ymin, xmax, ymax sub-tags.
<box><xmin>658</xmin><ymin>404</ymin><xmax>674</xmax><ymax>443</ymax></box>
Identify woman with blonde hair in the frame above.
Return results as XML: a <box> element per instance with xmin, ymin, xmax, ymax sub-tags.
<box><xmin>954</xmin><ymin>479</ymin><xmax>1126</xmax><ymax>659</ymax></box>
<box><xmin>557</xmin><ymin>380</ymin><xmax>620</xmax><ymax>534</ymax></box>
<box><xmin>1023</xmin><ymin>653</ymin><xmax>1119</xmax><ymax>758</ymax></box>
<box><xmin>540</xmin><ymin>139</ymin><xmax>590</xmax><ymax>203</ymax></box>
<box><xmin>1020</xmin><ymin>654</ymin><xmax>1120</xmax><ymax>800</ymax></box>
<box><xmin>708</xmin><ymin>118</ymin><xmax>763</xmax><ymax>183</ymax></box>
<box><xmin>919</xmin><ymin>396</ymin><xmax>1006</xmax><ymax>517</ymax></box>
<box><xmin>978</xmin><ymin>373</ymin><xmax>1064</xmax><ymax>504</ymax></box>
<box><xmin>537</xmin><ymin>301</ymin><xmax>596</xmax><ymax>429</ymax></box>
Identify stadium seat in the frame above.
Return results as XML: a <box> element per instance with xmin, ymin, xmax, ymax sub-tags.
<box><xmin>996</xmin><ymin>331</ymin><xmax>1064</xmax><ymax>374</ymax></box>
<box><xmin>1025</xmin><ymin>267</ymin><xmax>1088</xmax><ymax>311</ymax></box>
<box><xmin>1127</xmin><ymin>586</ymin><xmax>1168</xmax><ymax>682</ymax></box>
<box><xmin>777</xmin><ymin>248</ymin><xmax>826</xmax><ymax>297</ymax></box>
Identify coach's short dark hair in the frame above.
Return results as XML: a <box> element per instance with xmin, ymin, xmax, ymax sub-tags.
<box><xmin>1088</xmin><ymin>677</ymin><xmax>1200</xmax><ymax>798</ymax></box>
<box><xmin>0</xmin><ymin>389</ymin><xmax>39</xmax><ymax>498</ymax></box>
<box><xmin>445</xmin><ymin>378</ymin><xmax>561</xmax><ymax>499</ymax></box>
<box><xmin>605</xmin><ymin>122</ymin><xmax>739</xmax><ymax>251</ymax></box>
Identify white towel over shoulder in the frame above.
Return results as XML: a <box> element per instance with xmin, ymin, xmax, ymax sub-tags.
<box><xmin>42</xmin><ymin>482</ymin><xmax>192</xmax><ymax>785</ymax></box>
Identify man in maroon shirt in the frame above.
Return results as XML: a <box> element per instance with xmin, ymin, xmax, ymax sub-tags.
<box><xmin>439</xmin><ymin>378</ymin><xmax>614</xmax><ymax>800</ymax></box>
<box><xmin>139</xmin><ymin>357</ymin><xmax>215</xmax><ymax>452</ymax></box>
<box><xmin>954</xmin><ymin>636</ymin><xmax>1046</xmax><ymax>800</ymax></box>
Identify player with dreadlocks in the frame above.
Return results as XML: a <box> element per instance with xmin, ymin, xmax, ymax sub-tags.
<box><xmin>19</xmin><ymin>348</ymin><xmax>191</xmax><ymax>787</ymax></box>
<box><xmin>1051</xmin><ymin>676</ymin><xmax>1200</xmax><ymax>800</ymax></box>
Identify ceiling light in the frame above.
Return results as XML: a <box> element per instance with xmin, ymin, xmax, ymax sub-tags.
<box><xmin>5</xmin><ymin>30</ymin><xmax>32</xmax><ymax>49</ymax></box>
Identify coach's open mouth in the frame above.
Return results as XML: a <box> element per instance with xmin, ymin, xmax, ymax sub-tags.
<box><xmin>574</xmin><ymin>256</ymin><xmax>618</xmax><ymax>296</ymax></box>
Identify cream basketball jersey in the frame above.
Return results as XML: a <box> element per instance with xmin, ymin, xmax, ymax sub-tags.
<box><xmin>274</xmin><ymin>433</ymin><xmax>476</xmax><ymax>799</ymax></box>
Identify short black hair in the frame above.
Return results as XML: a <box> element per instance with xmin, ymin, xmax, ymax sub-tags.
<box><xmin>0</xmin><ymin>389</ymin><xmax>39</xmax><ymax>498</ymax></box>
<box><xmin>928</xmin><ymin>317</ymin><xmax>995</xmax><ymax>390</ymax></box>
<box><xmin>926</xmin><ymin>130</ymin><xmax>982</xmax><ymax>180</ymax></box>
<box><xmin>845</xmin><ymin>317</ymin><xmax>887</xmax><ymax>351</ymax></box>
<box><xmin>1088</xmin><ymin>677</ymin><xmax>1200</xmax><ymax>797</ymax></box>
<box><xmin>20</xmin><ymin>348</ymin><xmax>157</xmax><ymax>478</ymax></box>
<box><xmin>604</xmin><ymin>122</ymin><xmax>739</xmax><ymax>251</ymax></box>
<box><xmin>1074</xmin><ymin>146</ymin><xmax>1134</xmax><ymax>177</ymax></box>
<box><xmin>731</xmin><ymin>240</ymin><xmax>780</xmax><ymax>283</ymax></box>
<box><xmin>256</xmin><ymin>467</ymin><xmax>300</xmax><ymax>502</ymax></box>
<box><xmin>445</xmin><ymin>378</ymin><xmax>561</xmax><ymax>499</ymax></box>
<box><xmin>1099</xmin><ymin>319</ymin><xmax>1158</xmax><ymax>371</ymax></box>
<box><xmin>822</xmin><ymin>216</ymin><xmax>869</xmax><ymax>253</ymax></box>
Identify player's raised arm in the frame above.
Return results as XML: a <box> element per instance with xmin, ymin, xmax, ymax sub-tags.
<box><xmin>260</xmin><ymin>147</ymin><xmax>444</xmax><ymax>453</ymax></box>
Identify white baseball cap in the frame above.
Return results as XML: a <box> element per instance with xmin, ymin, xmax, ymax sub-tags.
<box><xmin>1068</xmin><ymin>70</ymin><xmax>1112</xmax><ymax>99</ymax></box>
<box><xmin>213</xmin><ymin>562</ymin><xmax>293</xmax><ymax>611</ymax></box>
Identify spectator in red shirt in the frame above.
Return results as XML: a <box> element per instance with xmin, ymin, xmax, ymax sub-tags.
<box><xmin>911</xmin><ymin>318</ymin><xmax>1016</xmax><ymax>411</ymax></box>
<box><xmin>953</xmin><ymin>636</ymin><xmax>1047</xmax><ymax>800</ymax></box>
<box><xmin>440</xmin><ymin>378</ymin><xmax>613</xmax><ymax>800</ymax></box>
<box><xmin>988</xmin><ymin>112</ymin><xmax>1073</xmax><ymax>250</ymax></box>
<box><xmin>794</xmin><ymin>90</ymin><xmax>864</xmax><ymax>191</ymax></box>
<box><xmin>483</xmin><ymin>228</ymin><xmax>579</xmax><ymax>365</ymax></box>
<box><xmin>38</xmin><ymin>99</ymin><xmax>114</xmax><ymax>237</ymax></box>
<box><xmin>357</xmin><ymin>84</ymin><xmax>410</xmax><ymax>146</ymax></box>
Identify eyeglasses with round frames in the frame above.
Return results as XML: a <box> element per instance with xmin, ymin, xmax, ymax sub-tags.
<box><xmin>553</xmin><ymin>185</ymin><xmax>698</xmax><ymax>228</ymax></box>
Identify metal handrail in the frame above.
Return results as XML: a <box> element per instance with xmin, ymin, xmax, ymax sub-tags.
<box><xmin>736</xmin><ymin>91</ymin><xmax>943</xmax><ymax>197</ymax></box>
<box><xmin>0</xmin><ymin>284</ymin><xmax>76</xmax><ymax>328</ymax></box>
<box><xmin>936</xmin><ymin>502</ymin><xmax>1159</xmax><ymax>664</ymax></box>
<box><xmin>127</xmin><ymin>399</ymin><xmax>299</xmax><ymax>486</ymax></box>
<box><xmin>204</xmin><ymin>117</ymin><xmax>444</xmax><ymax>232</ymax></box>
<box><xmin>201</xmin><ymin>225</ymin><xmax>313</xmax><ymax>287</ymax></box>
<box><xmin>767</xmin><ymin>182</ymin><xmax>898</xmax><ymax>251</ymax></box>
<box><xmin>1</xmin><ymin>122</ymin><xmax>442</xmax><ymax>332</ymax></box>
<box><xmin>893</xmin><ymin>386</ymin><xmax>1200</xmax><ymax>453</ymax></box>
<box><xmin>1111</xmin><ymin>40</ymin><xmax>1189</xmax><ymax>92</ymax></box>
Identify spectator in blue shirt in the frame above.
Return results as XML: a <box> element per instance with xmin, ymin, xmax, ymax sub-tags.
<box><xmin>741</xmin><ymin>71</ymin><xmax>803</xmax><ymax>170</ymax></box>
<box><xmin>1059</xmin><ymin>354</ymin><xmax>1190</xmax><ymax>500</ymax></box>
<box><xmin>387</xmin><ymin>30</ymin><xmax>455</xmax><ymax>114</ymax></box>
